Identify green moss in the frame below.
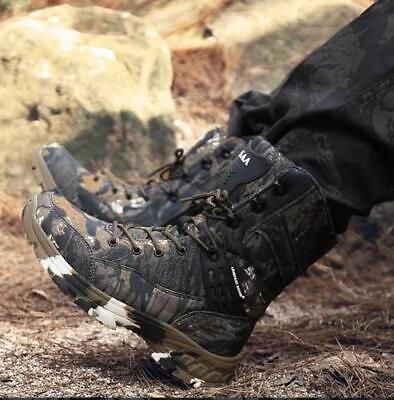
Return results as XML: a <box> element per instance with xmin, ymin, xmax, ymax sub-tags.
<box><xmin>110</xmin><ymin>111</ymin><xmax>145</xmax><ymax>177</ymax></box>
<box><xmin>147</xmin><ymin>115</ymin><xmax>175</xmax><ymax>157</ymax></box>
<box><xmin>64</xmin><ymin>111</ymin><xmax>116</xmax><ymax>170</ymax></box>
<box><xmin>0</xmin><ymin>0</ymin><xmax>30</xmax><ymax>13</ymax></box>
<box><xmin>64</xmin><ymin>110</ymin><xmax>176</xmax><ymax>179</ymax></box>
<box><xmin>0</xmin><ymin>0</ymin><xmax>12</xmax><ymax>13</ymax></box>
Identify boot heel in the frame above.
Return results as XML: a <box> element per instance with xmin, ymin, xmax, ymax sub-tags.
<box><xmin>146</xmin><ymin>336</ymin><xmax>241</xmax><ymax>386</ymax></box>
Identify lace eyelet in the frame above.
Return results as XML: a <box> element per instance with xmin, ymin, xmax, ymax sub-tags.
<box><xmin>251</xmin><ymin>197</ymin><xmax>266</xmax><ymax>213</ymax></box>
<box><xmin>154</xmin><ymin>249</ymin><xmax>164</xmax><ymax>257</ymax></box>
<box><xmin>108</xmin><ymin>237</ymin><xmax>118</xmax><ymax>247</ymax></box>
<box><xmin>168</xmin><ymin>193</ymin><xmax>178</xmax><ymax>202</ymax></box>
<box><xmin>93</xmin><ymin>176</ymin><xmax>100</xmax><ymax>182</ymax></box>
<box><xmin>220</xmin><ymin>149</ymin><xmax>231</xmax><ymax>159</ymax></box>
<box><xmin>201</xmin><ymin>159</ymin><xmax>212</xmax><ymax>170</ymax></box>
<box><xmin>126</xmin><ymin>194</ymin><xmax>132</xmax><ymax>200</ymax></box>
<box><xmin>273</xmin><ymin>182</ymin><xmax>287</xmax><ymax>196</ymax></box>
<box><xmin>177</xmin><ymin>246</ymin><xmax>186</xmax><ymax>256</ymax></box>
<box><xmin>112</xmin><ymin>188</ymin><xmax>118</xmax><ymax>195</ymax></box>
<box><xmin>174</xmin><ymin>148</ymin><xmax>184</xmax><ymax>159</ymax></box>
<box><xmin>133</xmin><ymin>247</ymin><xmax>142</xmax><ymax>255</ymax></box>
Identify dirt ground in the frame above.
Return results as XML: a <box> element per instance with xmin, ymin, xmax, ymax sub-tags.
<box><xmin>0</xmin><ymin>193</ymin><xmax>392</xmax><ymax>397</ymax></box>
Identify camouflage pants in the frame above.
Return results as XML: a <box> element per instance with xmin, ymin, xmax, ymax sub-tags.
<box><xmin>228</xmin><ymin>0</ymin><xmax>394</xmax><ymax>232</ymax></box>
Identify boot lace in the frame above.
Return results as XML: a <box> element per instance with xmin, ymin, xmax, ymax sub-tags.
<box><xmin>94</xmin><ymin>148</ymin><xmax>188</xmax><ymax>201</ymax></box>
<box><xmin>147</xmin><ymin>148</ymin><xmax>186</xmax><ymax>182</ymax></box>
<box><xmin>180</xmin><ymin>189</ymin><xmax>238</xmax><ymax>256</ymax></box>
<box><xmin>95</xmin><ymin>144</ymin><xmax>235</xmax><ymax>202</ymax></box>
<box><xmin>109</xmin><ymin>221</ymin><xmax>186</xmax><ymax>256</ymax></box>
<box><xmin>142</xmin><ymin>148</ymin><xmax>188</xmax><ymax>199</ymax></box>
<box><xmin>108</xmin><ymin>189</ymin><xmax>238</xmax><ymax>257</ymax></box>
<box><xmin>143</xmin><ymin>144</ymin><xmax>237</xmax><ymax>199</ymax></box>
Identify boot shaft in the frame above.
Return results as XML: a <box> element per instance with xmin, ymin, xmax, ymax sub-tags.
<box><xmin>202</xmin><ymin>137</ymin><xmax>337</xmax><ymax>319</ymax></box>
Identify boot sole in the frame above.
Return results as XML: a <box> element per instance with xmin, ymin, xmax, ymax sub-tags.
<box><xmin>31</xmin><ymin>146</ymin><xmax>58</xmax><ymax>192</ymax></box>
<box><xmin>22</xmin><ymin>195</ymin><xmax>241</xmax><ymax>386</ymax></box>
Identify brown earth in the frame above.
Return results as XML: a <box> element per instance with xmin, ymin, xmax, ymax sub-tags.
<box><xmin>0</xmin><ymin>192</ymin><xmax>392</xmax><ymax>397</ymax></box>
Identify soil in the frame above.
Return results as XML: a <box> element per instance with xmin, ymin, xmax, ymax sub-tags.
<box><xmin>0</xmin><ymin>193</ymin><xmax>392</xmax><ymax>397</ymax></box>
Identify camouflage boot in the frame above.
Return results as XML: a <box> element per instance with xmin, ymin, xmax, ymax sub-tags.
<box><xmin>31</xmin><ymin>127</ymin><xmax>246</xmax><ymax>226</ymax></box>
<box><xmin>23</xmin><ymin>136</ymin><xmax>337</xmax><ymax>386</ymax></box>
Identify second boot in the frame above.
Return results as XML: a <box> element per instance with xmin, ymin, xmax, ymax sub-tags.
<box><xmin>32</xmin><ymin>127</ymin><xmax>246</xmax><ymax>226</ymax></box>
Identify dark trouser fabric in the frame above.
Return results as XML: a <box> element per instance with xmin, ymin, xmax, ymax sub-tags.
<box><xmin>228</xmin><ymin>0</ymin><xmax>394</xmax><ymax>233</ymax></box>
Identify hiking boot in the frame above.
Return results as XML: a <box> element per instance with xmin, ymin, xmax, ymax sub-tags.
<box><xmin>31</xmin><ymin>127</ymin><xmax>246</xmax><ymax>226</ymax></box>
<box><xmin>22</xmin><ymin>136</ymin><xmax>337</xmax><ymax>386</ymax></box>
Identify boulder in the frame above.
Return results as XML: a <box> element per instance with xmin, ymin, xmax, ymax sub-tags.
<box><xmin>152</xmin><ymin>0</ymin><xmax>364</xmax><ymax>98</ymax></box>
<box><xmin>216</xmin><ymin>0</ymin><xmax>364</xmax><ymax>97</ymax></box>
<box><xmin>0</xmin><ymin>1</ymin><xmax>370</xmax><ymax>190</ymax></box>
<box><xmin>0</xmin><ymin>5</ymin><xmax>175</xmax><ymax>191</ymax></box>
<box><xmin>132</xmin><ymin>0</ymin><xmax>365</xmax><ymax>141</ymax></box>
<box><xmin>1</xmin><ymin>1</ymin><xmax>367</xmax><ymax>141</ymax></box>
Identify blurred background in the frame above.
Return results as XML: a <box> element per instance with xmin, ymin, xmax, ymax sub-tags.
<box><xmin>1</xmin><ymin>1</ymin><xmax>392</xmax><ymax>398</ymax></box>
<box><xmin>0</xmin><ymin>0</ymin><xmax>374</xmax><ymax>190</ymax></box>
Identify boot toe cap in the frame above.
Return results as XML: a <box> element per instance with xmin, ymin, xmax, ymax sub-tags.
<box><xmin>34</xmin><ymin>191</ymin><xmax>102</xmax><ymax>281</ymax></box>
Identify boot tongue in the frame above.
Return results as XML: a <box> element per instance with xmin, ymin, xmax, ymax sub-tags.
<box><xmin>181</xmin><ymin>127</ymin><xmax>226</xmax><ymax>168</ymax></box>
<box><xmin>221</xmin><ymin>136</ymin><xmax>272</xmax><ymax>200</ymax></box>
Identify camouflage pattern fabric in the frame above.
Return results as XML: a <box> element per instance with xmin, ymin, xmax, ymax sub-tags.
<box><xmin>229</xmin><ymin>0</ymin><xmax>394</xmax><ymax>223</ymax></box>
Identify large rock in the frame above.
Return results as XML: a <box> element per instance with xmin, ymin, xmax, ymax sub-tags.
<box><xmin>0</xmin><ymin>5</ymin><xmax>175</xmax><ymax>191</ymax></box>
<box><xmin>155</xmin><ymin>0</ymin><xmax>364</xmax><ymax>96</ymax></box>
<box><xmin>144</xmin><ymin>0</ymin><xmax>364</xmax><ymax>144</ymax></box>
<box><xmin>217</xmin><ymin>0</ymin><xmax>364</xmax><ymax>96</ymax></box>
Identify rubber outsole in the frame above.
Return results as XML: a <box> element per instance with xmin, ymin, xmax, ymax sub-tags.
<box><xmin>22</xmin><ymin>194</ymin><xmax>241</xmax><ymax>386</ymax></box>
<box><xmin>31</xmin><ymin>146</ymin><xmax>58</xmax><ymax>192</ymax></box>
